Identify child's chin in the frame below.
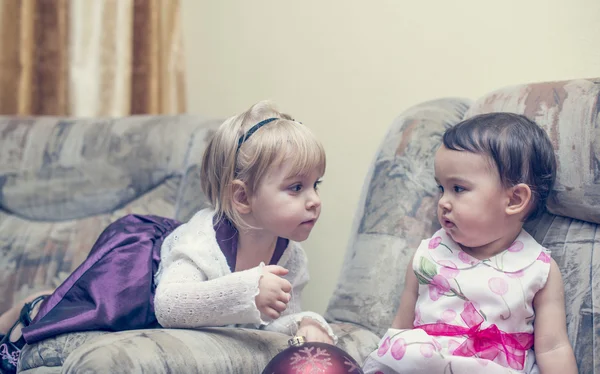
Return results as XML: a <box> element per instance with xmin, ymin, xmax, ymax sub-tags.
<box><xmin>288</xmin><ymin>233</ymin><xmax>310</xmax><ymax>242</ymax></box>
<box><xmin>444</xmin><ymin>229</ymin><xmax>461</xmax><ymax>244</ymax></box>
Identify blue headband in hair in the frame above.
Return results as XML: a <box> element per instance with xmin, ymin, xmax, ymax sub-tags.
<box><xmin>236</xmin><ymin>117</ymin><xmax>278</xmax><ymax>151</ymax></box>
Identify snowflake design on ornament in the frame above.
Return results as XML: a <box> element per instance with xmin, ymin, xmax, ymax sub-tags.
<box><xmin>290</xmin><ymin>346</ymin><xmax>332</xmax><ymax>373</ymax></box>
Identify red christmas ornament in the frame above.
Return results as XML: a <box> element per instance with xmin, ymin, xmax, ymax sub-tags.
<box><xmin>263</xmin><ymin>336</ymin><xmax>364</xmax><ymax>374</ymax></box>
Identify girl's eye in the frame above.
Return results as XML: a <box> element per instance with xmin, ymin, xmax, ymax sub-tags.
<box><xmin>314</xmin><ymin>180</ymin><xmax>322</xmax><ymax>190</ymax></box>
<box><xmin>454</xmin><ymin>185</ymin><xmax>465</xmax><ymax>193</ymax></box>
<box><xmin>437</xmin><ymin>185</ymin><xmax>444</xmax><ymax>194</ymax></box>
<box><xmin>290</xmin><ymin>184</ymin><xmax>302</xmax><ymax>192</ymax></box>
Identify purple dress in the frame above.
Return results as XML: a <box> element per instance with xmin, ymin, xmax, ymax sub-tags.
<box><xmin>22</xmin><ymin>213</ymin><xmax>287</xmax><ymax>344</ymax></box>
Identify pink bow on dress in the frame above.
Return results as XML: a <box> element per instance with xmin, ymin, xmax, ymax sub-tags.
<box><xmin>416</xmin><ymin>302</ymin><xmax>533</xmax><ymax>370</ymax></box>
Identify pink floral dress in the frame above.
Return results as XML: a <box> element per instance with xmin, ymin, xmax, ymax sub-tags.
<box><xmin>363</xmin><ymin>229</ymin><xmax>551</xmax><ymax>374</ymax></box>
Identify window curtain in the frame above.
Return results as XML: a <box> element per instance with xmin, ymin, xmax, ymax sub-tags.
<box><xmin>0</xmin><ymin>0</ymin><xmax>186</xmax><ymax>116</ymax></box>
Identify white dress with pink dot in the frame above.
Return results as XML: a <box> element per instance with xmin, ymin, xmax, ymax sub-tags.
<box><xmin>363</xmin><ymin>229</ymin><xmax>551</xmax><ymax>374</ymax></box>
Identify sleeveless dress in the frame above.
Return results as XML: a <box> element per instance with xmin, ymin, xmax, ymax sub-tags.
<box><xmin>363</xmin><ymin>229</ymin><xmax>551</xmax><ymax>374</ymax></box>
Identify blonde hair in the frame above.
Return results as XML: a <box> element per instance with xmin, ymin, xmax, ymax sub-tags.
<box><xmin>201</xmin><ymin>100</ymin><xmax>326</xmax><ymax>229</ymax></box>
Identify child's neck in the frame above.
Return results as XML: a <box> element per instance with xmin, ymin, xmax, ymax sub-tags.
<box><xmin>235</xmin><ymin>229</ymin><xmax>278</xmax><ymax>271</ymax></box>
<box><xmin>460</xmin><ymin>226</ymin><xmax>524</xmax><ymax>261</ymax></box>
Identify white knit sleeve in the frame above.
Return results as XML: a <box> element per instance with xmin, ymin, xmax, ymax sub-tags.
<box><xmin>262</xmin><ymin>249</ymin><xmax>338</xmax><ymax>344</ymax></box>
<box><xmin>153</xmin><ymin>211</ymin><xmax>266</xmax><ymax>328</ymax></box>
<box><xmin>154</xmin><ymin>257</ymin><xmax>265</xmax><ymax>328</ymax></box>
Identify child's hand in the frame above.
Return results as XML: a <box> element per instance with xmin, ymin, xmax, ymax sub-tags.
<box><xmin>256</xmin><ymin>265</ymin><xmax>292</xmax><ymax>320</ymax></box>
<box><xmin>297</xmin><ymin>318</ymin><xmax>333</xmax><ymax>344</ymax></box>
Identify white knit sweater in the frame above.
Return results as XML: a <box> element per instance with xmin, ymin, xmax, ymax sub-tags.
<box><xmin>153</xmin><ymin>209</ymin><xmax>337</xmax><ymax>343</ymax></box>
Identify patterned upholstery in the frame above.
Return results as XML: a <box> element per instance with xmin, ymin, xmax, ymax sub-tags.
<box><xmin>325</xmin><ymin>78</ymin><xmax>600</xmax><ymax>373</ymax></box>
<box><xmin>0</xmin><ymin>115</ymin><xmax>219</xmax><ymax>312</ymax></box>
<box><xmin>18</xmin><ymin>324</ymin><xmax>377</xmax><ymax>373</ymax></box>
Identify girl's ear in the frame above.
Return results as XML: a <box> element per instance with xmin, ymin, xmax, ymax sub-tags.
<box><xmin>231</xmin><ymin>180</ymin><xmax>252</xmax><ymax>214</ymax></box>
<box><xmin>506</xmin><ymin>183</ymin><xmax>532</xmax><ymax>217</ymax></box>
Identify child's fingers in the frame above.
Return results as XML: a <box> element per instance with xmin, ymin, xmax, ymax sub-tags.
<box><xmin>280</xmin><ymin>279</ymin><xmax>292</xmax><ymax>293</ymax></box>
<box><xmin>272</xmin><ymin>300</ymin><xmax>288</xmax><ymax>313</ymax></box>
<box><xmin>277</xmin><ymin>291</ymin><xmax>292</xmax><ymax>304</ymax></box>
<box><xmin>299</xmin><ymin>325</ymin><xmax>333</xmax><ymax>344</ymax></box>
<box><xmin>263</xmin><ymin>265</ymin><xmax>289</xmax><ymax>276</ymax></box>
<box><xmin>263</xmin><ymin>307</ymin><xmax>281</xmax><ymax>320</ymax></box>
<box><xmin>277</xmin><ymin>291</ymin><xmax>291</xmax><ymax>303</ymax></box>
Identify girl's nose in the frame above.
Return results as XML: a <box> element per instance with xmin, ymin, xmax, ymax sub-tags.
<box><xmin>306</xmin><ymin>190</ymin><xmax>321</xmax><ymax>210</ymax></box>
<box><xmin>438</xmin><ymin>194</ymin><xmax>450</xmax><ymax>211</ymax></box>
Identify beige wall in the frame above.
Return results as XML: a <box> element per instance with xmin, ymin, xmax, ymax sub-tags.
<box><xmin>181</xmin><ymin>0</ymin><xmax>600</xmax><ymax>314</ymax></box>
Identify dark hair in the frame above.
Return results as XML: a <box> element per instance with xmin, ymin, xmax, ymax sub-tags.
<box><xmin>442</xmin><ymin>112</ymin><xmax>556</xmax><ymax>221</ymax></box>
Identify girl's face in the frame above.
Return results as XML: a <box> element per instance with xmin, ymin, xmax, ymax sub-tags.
<box><xmin>434</xmin><ymin>145</ymin><xmax>513</xmax><ymax>256</ymax></box>
<box><xmin>246</xmin><ymin>161</ymin><xmax>323</xmax><ymax>242</ymax></box>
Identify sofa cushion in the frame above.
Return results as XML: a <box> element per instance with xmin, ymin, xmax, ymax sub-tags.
<box><xmin>0</xmin><ymin>115</ymin><xmax>219</xmax><ymax>222</ymax></box>
<box><xmin>0</xmin><ymin>115</ymin><xmax>219</xmax><ymax>314</ymax></box>
<box><xmin>19</xmin><ymin>323</ymin><xmax>379</xmax><ymax>373</ymax></box>
<box><xmin>324</xmin><ymin>98</ymin><xmax>471</xmax><ymax>336</ymax></box>
<box><xmin>19</xmin><ymin>331</ymin><xmax>109</xmax><ymax>372</ymax></box>
<box><xmin>464</xmin><ymin>78</ymin><xmax>600</xmax><ymax>225</ymax></box>
<box><xmin>523</xmin><ymin>213</ymin><xmax>599</xmax><ymax>374</ymax></box>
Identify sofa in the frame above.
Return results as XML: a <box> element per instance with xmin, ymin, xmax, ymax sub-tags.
<box><xmin>1</xmin><ymin>77</ymin><xmax>598</xmax><ymax>373</ymax></box>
